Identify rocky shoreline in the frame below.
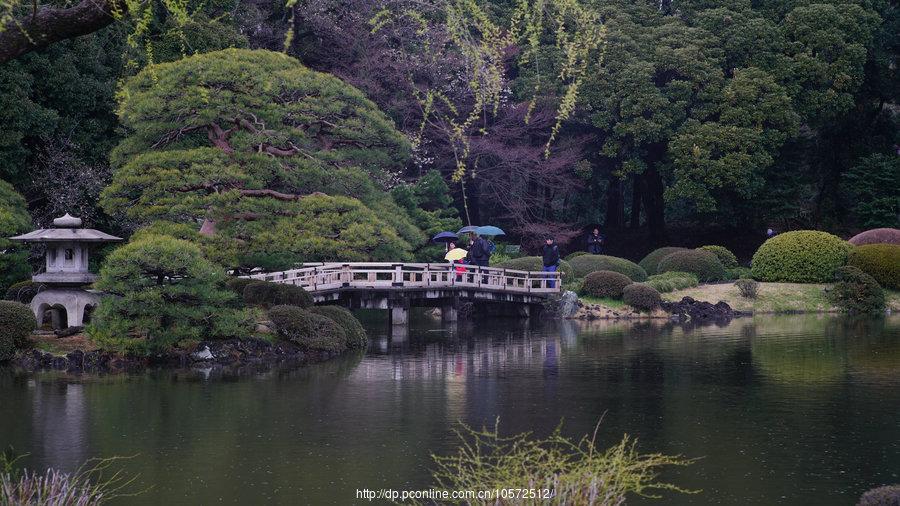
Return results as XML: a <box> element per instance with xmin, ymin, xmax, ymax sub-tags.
<box><xmin>547</xmin><ymin>291</ymin><xmax>747</xmax><ymax>323</ymax></box>
<box><xmin>10</xmin><ymin>337</ymin><xmax>342</xmax><ymax>374</ymax></box>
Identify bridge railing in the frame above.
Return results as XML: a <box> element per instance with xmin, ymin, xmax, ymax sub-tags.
<box><xmin>244</xmin><ymin>262</ymin><xmax>561</xmax><ymax>295</ymax></box>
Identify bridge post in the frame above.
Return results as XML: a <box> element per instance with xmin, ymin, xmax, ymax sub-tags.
<box><xmin>441</xmin><ymin>299</ymin><xmax>458</xmax><ymax>322</ymax></box>
<box><xmin>389</xmin><ymin>297</ymin><xmax>409</xmax><ymax>325</ymax></box>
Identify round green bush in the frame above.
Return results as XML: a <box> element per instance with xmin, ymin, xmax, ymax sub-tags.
<box><xmin>568</xmin><ymin>255</ymin><xmax>647</xmax><ymax>281</ymax></box>
<box><xmin>622</xmin><ymin>283</ymin><xmax>662</xmax><ymax>312</ymax></box>
<box><xmin>4</xmin><ymin>281</ymin><xmax>47</xmax><ymax>304</ymax></box>
<box><xmin>751</xmin><ymin>231</ymin><xmax>851</xmax><ymax>283</ymax></box>
<box><xmin>242</xmin><ymin>281</ymin><xmax>313</xmax><ymax>308</ymax></box>
<box><xmin>579</xmin><ymin>271</ymin><xmax>633</xmax><ymax>299</ymax></box>
<box><xmin>639</xmin><ymin>247</ymin><xmax>688</xmax><ymax>276</ymax></box>
<box><xmin>647</xmin><ymin>271</ymin><xmax>699</xmax><ymax>293</ymax></box>
<box><xmin>0</xmin><ymin>301</ymin><xmax>37</xmax><ymax>361</ymax></box>
<box><xmin>848</xmin><ymin>244</ymin><xmax>900</xmax><ymax>290</ymax></box>
<box><xmin>564</xmin><ymin>251</ymin><xmax>588</xmax><ymax>261</ymax></box>
<box><xmin>848</xmin><ymin>228</ymin><xmax>900</xmax><ymax>246</ymax></box>
<box><xmin>828</xmin><ymin>266</ymin><xmax>885</xmax><ymax>314</ymax></box>
<box><xmin>268</xmin><ymin>305</ymin><xmax>348</xmax><ymax>353</ymax></box>
<box><xmin>698</xmin><ymin>245</ymin><xmax>738</xmax><ymax>269</ymax></box>
<box><xmin>728</xmin><ymin>266</ymin><xmax>753</xmax><ymax>280</ymax></box>
<box><xmin>494</xmin><ymin>257</ymin><xmax>575</xmax><ymax>283</ymax></box>
<box><xmin>857</xmin><ymin>484</ymin><xmax>900</xmax><ymax>506</ymax></box>
<box><xmin>657</xmin><ymin>249</ymin><xmax>727</xmax><ymax>282</ymax></box>
<box><xmin>309</xmin><ymin>305</ymin><xmax>367</xmax><ymax>349</ymax></box>
<box><xmin>225</xmin><ymin>277</ymin><xmax>254</xmax><ymax>296</ymax></box>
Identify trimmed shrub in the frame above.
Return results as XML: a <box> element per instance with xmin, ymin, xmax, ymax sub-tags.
<box><xmin>622</xmin><ymin>283</ymin><xmax>662</xmax><ymax>312</ymax></box>
<box><xmin>728</xmin><ymin>266</ymin><xmax>753</xmax><ymax>280</ymax></box>
<box><xmin>309</xmin><ymin>305</ymin><xmax>368</xmax><ymax>349</ymax></box>
<box><xmin>857</xmin><ymin>484</ymin><xmax>900</xmax><ymax>506</ymax></box>
<box><xmin>657</xmin><ymin>250</ymin><xmax>727</xmax><ymax>282</ymax></box>
<box><xmin>268</xmin><ymin>305</ymin><xmax>347</xmax><ymax>352</ymax></box>
<box><xmin>848</xmin><ymin>244</ymin><xmax>900</xmax><ymax>290</ymax></box>
<box><xmin>828</xmin><ymin>266</ymin><xmax>885</xmax><ymax>314</ymax></box>
<box><xmin>751</xmin><ymin>231</ymin><xmax>851</xmax><ymax>283</ymax></box>
<box><xmin>639</xmin><ymin>247</ymin><xmax>688</xmax><ymax>276</ymax></box>
<box><xmin>0</xmin><ymin>301</ymin><xmax>37</xmax><ymax>361</ymax></box>
<box><xmin>494</xmin><ymin>257</ymin><xmax>575</xmax><ymax>283</ymax></box>
<box><xmin>242</xmin><ymin>281</ymin><xmax>313</xmax><ymax>308</ymax></box>
<box><xmin>225</xmin><ymin>277</ymin><xmax>254</xmax><ymax>296</ymax></box>
<box><xmin>698</xmin><ymin>245</ymin><xmax>738</xmax><ymax>269</ymax></box>
<box><xmin>3</xmin><ymin>281</ymin><xmax>46</xmax><ymax>304</ymax></box>
<box><xmin>848</xmin><ymin>228</ymin><xmax>900</xmax><ymax>246</ymax></box>
<box><xmin>88</xmin><ymin>235</ymin><xmax>250</xmax><ymax>353</ymax></box>
<box><xmin>647</xmin><ymin>271</ymin><xmax>699</xmax><ymax>293</ymax></box>
<box><xmin>579</xmin><ymin>271</ymin><xmax>633</xmax><ymax>299</ymax></box>
<box><xmin>569</xmin><ymin>255</ymin><xmax>647</xmax><ymax>281</ymax></box>
<box><xmin>565</xmin><ymin>251</ymin><xmax>588</xmax><ymax>261</ymax></box>
<box><xmin>734</xmin><ymin>279</ymin><xmax>759</xmax><ymax>299</ymax></box>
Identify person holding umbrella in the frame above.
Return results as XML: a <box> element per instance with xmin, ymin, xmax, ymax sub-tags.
<box><xmin>432</xmin><ymin>231</ymin><xmax>460</xmax><ymax>253</ymax></box>
<box><xmin>542</xmin><ymin>236</ymin><xmax>560</xmax><ymax>289</ymax></box>
<box><xmin>445</xmin><ymin>243</ymin><xmax>468</xmax><ymax>281</ymax></box>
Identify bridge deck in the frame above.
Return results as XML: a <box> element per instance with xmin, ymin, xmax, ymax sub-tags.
<box><xmin>244</xmin><ymin>262</ymin><xmax>561</xmax><ymax>296</ymax></box>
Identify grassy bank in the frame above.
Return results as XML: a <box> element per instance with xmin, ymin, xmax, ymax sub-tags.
<box><xmin>664</xmin><ymin>283</ymin><xmax>900</xmax><ymax>313</ymax></box>
<box><xmin>576</xmin><ymin>283</ymin><xmax>900</xmax><ymax>316</ymax></box>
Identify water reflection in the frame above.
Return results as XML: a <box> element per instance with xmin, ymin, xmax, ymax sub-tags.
<box><xmin>0</xmin><ymin>315</ymin><xmax>897</xmax><ymax>505</ymax></box>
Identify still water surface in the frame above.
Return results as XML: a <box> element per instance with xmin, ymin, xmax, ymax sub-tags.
<box><xmin>1</xmin><ymin>315</ymin><xmax>898</xmax><ymax>505</ymax></box>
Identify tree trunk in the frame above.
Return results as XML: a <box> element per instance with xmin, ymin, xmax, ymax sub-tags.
<box><xmin>605</xmin><ymin>176</ymin><xmax>625</xmax><ymax>229</ymax></box>
<box><xmin>630</xmin><ymin>174</ymin><xmax>643</xmax><ymax>229</ymax></box>
<box><xmin>643</xmin><ymin>168</ymin><xmax>666</xmax><ymax>240</ymax></box>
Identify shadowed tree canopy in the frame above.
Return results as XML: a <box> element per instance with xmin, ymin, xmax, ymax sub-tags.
<box><xmin>101</xmin><ymin>48</ymin><xmax>423</xmax><ymax>269</ymax></box>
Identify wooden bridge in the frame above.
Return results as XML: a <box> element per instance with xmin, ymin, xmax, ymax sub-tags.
<box><xmin>245</xmin><ymin>262</ymin><xmax>561</xmax><ymax>323</ymax></box>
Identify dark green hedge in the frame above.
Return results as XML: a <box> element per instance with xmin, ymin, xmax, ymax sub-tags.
<box><xmin>568</xmin><ymin>255</ymin><xmax>647</xmax><ymax>281</ymax></box>
<box><xmin>0</xmin><ymin>301</ymin><xmax>36</xmax><ymax>361</ymax></box>
<box><xmin>698</xmin><ymin>245</ymin><xmax>738</xmax><ymax>269</ymax></box>
<box><xmin>848</xmin><ymin>243</ymin><xmax>900</xmax><ymax>290</ymax></box>
<box><xmin>268</xmin><ymin>305</ymin><xmax>347</xmax><ymax>352</ymax></box>
<box><xmin>309</xmin><ymin>305</ymin><xmax>368</xmax><ymax>349</ymax></box>
<box><xmin>657</xmin><ymin>249</ymin><xmax>727</xmax><ymax>282</ymax></box>
<box><xmin>751</xmin><ymin>231</ymin><xmax>851</xmax><ymax>283</ymax></box>
<box><xmin>623</xmin><ymin>283</ymin><xmax>662</xmax><ymax>312</ymax></box>
<box><xmin>579</xmin><ymin>270</ymin><xmax>633</xmax><ymax>299</ymax></box>
<box><xmin>639</xmin><ymin>247</ymin><xmax>688</xmax><ymax>276</ymax></box>
<box><xmin>828</xmin><ymin>266</ymin><xmax>884</xmax><ymax>314</ymax></box>
<box><xmin>243</xmin><ymin>281</ymin><xmax>313</xmax><ymax>308</ymax></box>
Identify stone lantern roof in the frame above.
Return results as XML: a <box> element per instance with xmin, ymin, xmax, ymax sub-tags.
<box><xmin>9</xmin><ymin>213</ymin><xmax>122</xmax><ymax>243</ymax></box>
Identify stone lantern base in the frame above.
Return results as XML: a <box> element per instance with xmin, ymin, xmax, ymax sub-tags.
<box><xmin>31</xmin><ymin>289</ymin><xmax>103</xmax><ymax>329</ymax></box>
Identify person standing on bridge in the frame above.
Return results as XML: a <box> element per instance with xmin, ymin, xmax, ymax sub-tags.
<box><xmin>466</xmin><ymin>233</ymin><xmax>492</xmax><ymax>284</ymax></box>
<box><xmin>542</xmin><ymin>237</ymin><xmax>560</xmax><ymax>289</ymax></box>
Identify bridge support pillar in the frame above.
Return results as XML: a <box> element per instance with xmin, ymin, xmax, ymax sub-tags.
<box><xmin>389</xmin><ymin>297</ymin><xmax>410</xmax><ymax>325</ymax></box>
<box><xmin>441</xmin><ymin>304</ymin><xmax>458</xmax><ymax>322</ymax></box>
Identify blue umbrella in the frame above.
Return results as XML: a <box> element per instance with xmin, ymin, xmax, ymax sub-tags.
<box><xmin>457</xmin><ymin>225</ymin><xmax>480</xmax><ymax>235</ymax></box>
<box><xmin>432</xmin><ymin>231</ymin><xmax>459</xmax><ymax>243</ymax></box>
<box><xmin>475</xmin><ymin>225</ymin><xmax>505</xmax><ymax>236</ymax></box>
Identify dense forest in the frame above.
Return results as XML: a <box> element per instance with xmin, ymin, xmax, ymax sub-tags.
<box><xmin>0</xmin><ymin>0</ymin><xmax>897</xmax><ymax>271</ymax></box>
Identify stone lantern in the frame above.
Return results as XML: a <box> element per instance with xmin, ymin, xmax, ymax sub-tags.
<box><xmin>9</xmin><ymin>214</ymin><xmax>121</xmax><ymax>329</ymax></box>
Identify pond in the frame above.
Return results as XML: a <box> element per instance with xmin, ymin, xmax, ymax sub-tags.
<box><xmin>1</xmin><ymin>314</ymin><xmax>898</xmax><ymax>505</ymax></box>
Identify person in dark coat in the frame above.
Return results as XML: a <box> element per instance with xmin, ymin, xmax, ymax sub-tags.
<box><xmin>587</xmin><ymin>228</ymin><xmax>604</xmax><ymax>254</ymax></box>
<box><xmin>542</xmin><ymin>237</ymin><xmax>560</xmax><ymax>289</ymax></box>
<box><xmin>466</xmin><ymin>233</ymin><xmax>491</xmax><ymax>283</ymax></box>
